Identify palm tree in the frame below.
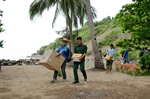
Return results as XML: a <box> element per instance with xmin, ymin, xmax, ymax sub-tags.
<box><xmin>0</xmin><ymin>10</ymin><xmax>4</xmax><ymax>48</ymax></box>
<box><xmin>0</xmin><ymin>9</ymin><xmax>4</xmax><ymax>71</ymax></box>
<box><xmin>29</xmin><ymin>0</ymin><xmax>96</xmax><ymax>53</ymax></box>
<box><xmin>85</xmin><ymin>0</ymin><xmax>104</xmax><ymax>69</ymax></box>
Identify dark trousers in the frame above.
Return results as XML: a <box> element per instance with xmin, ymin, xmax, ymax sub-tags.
<box><xmin>106</xmin><ymin>60</ymin><xmax>113</xmax><ymax>69</ymax></box>
<box><xmin>124</xmin><ymin>58</ymin><xmax>129</xmax><ymax>64</ymax></box>
<box><xmin>53</xmin><ymin>60</ymin><xmax>67</xmax><ymax>80</ymax></box>
<box><xmin>73</xmin><ymin>60</ymin><xmax>87</xmax><ymax>82</ymax></box>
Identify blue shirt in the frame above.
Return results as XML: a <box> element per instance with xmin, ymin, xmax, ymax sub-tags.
<box><xmin>144</xmin><ymin>50</ymin><xmax>147</xmax><ymax>54</ymax></box>
<box><xmin>124</xmin><ymin>49</ymin><xmax>129</xmax><ymax>58</ymax></box>
<box><xmin>56</xmin><ymin>45</ymin><xmax>69</xmax><ymax>59</ymax></box>
<box><xmin>107</xmin><ymin>48</ymin><xmax>115</xmax><ymax>60</ymax></box>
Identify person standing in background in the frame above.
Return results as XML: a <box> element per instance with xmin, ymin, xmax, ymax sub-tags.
<box><xmin>106</xmin><ymin>44</ymin><xmax>115</xmax><ymax>73</ymax></box>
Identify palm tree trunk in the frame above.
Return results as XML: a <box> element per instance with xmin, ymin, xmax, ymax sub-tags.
<box><xmin>69</xmin><ymin>14</ymin><xmax>74</xmax><ymax>53</ymax></box>
<box><xmin>67</xmin><ymin>13</ymin><xmax>74</xmax><ymax>67</ymax></box>
<box><xmin>85</xmin><ymin>0</ymin><xmax>104</xmax><ymax>69</ymax></box>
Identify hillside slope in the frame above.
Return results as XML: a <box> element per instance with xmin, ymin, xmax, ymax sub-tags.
<box><xmin>37</xmin><ymin>16</ymin><xmax>131</xmax><ymax>58</ymax></box>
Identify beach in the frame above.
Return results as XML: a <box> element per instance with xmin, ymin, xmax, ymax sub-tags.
<box><xmin>0</xmin><ymin>65</ymin><xmax>150</xmax><ymax>99</ymax></box>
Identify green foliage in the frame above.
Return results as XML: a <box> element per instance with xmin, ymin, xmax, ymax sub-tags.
<box><xmin>116</xmin><ymin>0</ymin><xmax>150</xmax><ymax>49</ymax></box>
<box><xmin>0</xmin><ymin>40</ymin><xmax>4</xmax><ymax>48</ymax></box>
<box><xmin>94</xmin><ymin>16</ymin><xmax>119</xmax><ymax>35</ymax></box>
<box><xmin>57</xmin><ymin>70</ymin><xmax>62</xmax><ymax>77</ymax></box>
<box><xmin>86</xmin><ymin>51</ymin><xmax>91</xmax><ymax>56</ymax></box>
<box><xmin>116</xmin><ymin>66</ymin><xmax>150</xmax><ymax>76</ymax></box>
<box><xmin>143</xmin><ymin>69</ymin><xmax>150</xmax><ymax>76</ymax></box>
<box><xmin>78</xmin><ymin>16</ymin><xmax>118</xmax><ymax>42</ymax></box>
<box><xmin>37</xmin><ymin>16</ymin><xmax>120</xmax><ymax>54</ymax></box>
<box><xmin>116</xmin><ymin>49</ymin><xmax>139</xmax><ymax>60</ymax></box>
<box><xmin>79</xmin><ymin>29</ymin><xmax>90</xmax><ymax>42</ymax></box>
<box><xmin>139</xmin><ymin>51</ymin><xmax>150</xmax><ymax>69</ymax></box>
<box><xmin>115</xmin><ymin>51</ymin><xmax>150</xmax><ymax>76</ymax></box>
<box><xmin>0</xmin><ymin>9</ymin><xmax>4</xmax><ymax>48</ymax></box>
<box><xmin>94</xmin><ymin>16</ymin><xmax>113</xmax><ymax>34</ymax></box>
<box><xmin>126</xmin><ymin>70</ymin><xmax>133</xmax><ymax>75</ymax></box>
<box><xmin>37</xmin><ymin>38</ymin><xmax>62</xmax><ymax>55</ymax></box>
<box><xmin>37</xmin><ymin>45</ymin><xmax>47</xmax><ymax>55</ymax></box>
<box><xmin>116</xmin><ymin>38</ymin><xmax>147</xmax><ymax>50</ymax></box>
<box><xmin>128</xmin><ymin>50</ymin><xmax>140</xmax><ymax>60</ymax></box>
<box><xmin>98</xmin><ymin>30</ymin><xmax>122</xmax><ymax>48</ymax></box>
<box><xmin>116</xmin><ymin>66</ymin><xmax>120</xmax><ymax>72</ymax></box>
<box><xmin>114</xmin><ymin>52</ymin><xmax>120</xmax><ymax>58</ymax></box>
<box><xmin>45</xmin><ymin>43</ymin><xmax>54</xmax><ymax>50</ymax></box>
<box><xmin>134</xmin><ymin>69</ymin><xmax>142</xmax><ymax>76</ymax></box>
<box><xmin>121</xmin><ymin>69</ymin><xmax>125</xmax><ymax>73</ymax></box>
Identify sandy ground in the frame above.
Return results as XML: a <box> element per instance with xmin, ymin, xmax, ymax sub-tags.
<box><xmin>0</xmin><ymin>64</ymin><xmax>150</xmax><ymax>99</ymax></box>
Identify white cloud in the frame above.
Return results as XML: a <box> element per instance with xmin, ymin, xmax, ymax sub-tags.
<box><xmin>0</xmin><ymin>0</ymin><xmax>132</xmax><ymax>60</ymax></box>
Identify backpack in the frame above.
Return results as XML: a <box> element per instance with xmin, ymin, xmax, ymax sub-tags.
<box><xmin>67</xmin><ymin>49</ymin><xmax>72</xmax><ymax>62</ymax></box>
<box><xmin>122</xmin><ymin>51</ymin><xmax>125</xmax><ymax>57</ymax></box>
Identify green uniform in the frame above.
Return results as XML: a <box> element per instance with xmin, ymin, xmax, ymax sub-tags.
<box><xmin>73</xmin><ymin>44</ymin><xmax>87</xmax><ymax>82</ymax></box>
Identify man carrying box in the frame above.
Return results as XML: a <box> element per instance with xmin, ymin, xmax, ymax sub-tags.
<box><xmin>72</xmin><ymin>37</ymin><xmax>87</xmax><ymax>84</ymax></box>
<box><xmin>50</xmin><ymin>38</ymin><xmax>70</xmax><ymax>83</ymax></box>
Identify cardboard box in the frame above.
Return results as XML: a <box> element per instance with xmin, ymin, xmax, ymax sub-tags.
<box><xmin>39</xmin><ymin>50</ymin><xmax>65</xmax><ymax>71</ymax></box>
<box><xmin>72</xmin><ymin>53</ymin><xmax>82</xmax><ymax>62</ymax></box>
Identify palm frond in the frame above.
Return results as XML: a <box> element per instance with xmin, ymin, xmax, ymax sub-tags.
<box><xmin>29</xmin><ymin>0</ymin><xmax>56</xmax><ymax>20</ymax></box>
<box><xmin>29</xmin><ymin>0</ymin><xmax>42</xmax><ymax>20</ymax></box>
<box><xmin>52</xmin><ymin>2</ymin><xmax>60</xmax><ymax>28</ymax></box>
<box><xmin>91</xmin><ymin>6</ymin><xmax>97</xmax><ymax>18</ymax></box>
<box><xmin>0</xmin><ymin>40</ymin><xmax>4</xmax><ymax>48</ymax></box>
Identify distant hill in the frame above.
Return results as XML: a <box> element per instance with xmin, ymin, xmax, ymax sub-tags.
<box><xmin>37</xmin><ymin>16</ymin><xmax>132</xmax><ymax>59</ymax></box>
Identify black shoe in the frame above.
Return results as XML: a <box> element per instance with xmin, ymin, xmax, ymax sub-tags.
<box><xmin>84</xmin><ymin>78</ymin><xmax>87</xmax><ymax>81</ymax></box>
<box><xmin>72</xmin><ymin>81</ymin><xmax>79</xmax><ymax>84</ymax></box>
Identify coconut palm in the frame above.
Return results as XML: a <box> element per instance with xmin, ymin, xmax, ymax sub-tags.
<box><xmin>29</xmin><ymin>0</ymin><xmax>96</xmax><ymax>52</ymax></box>
<box><xmin>29</xmin><ymin>0</ymin><xmax>104</xmax><ymax>69</ymax></box>
<box><xmin>85</xmin><ymin>0</ymin><xmax>104</xmax><ymax>69</ymax></box>
<box><xmin>0</xmin><ymin>10</ymin><xmax>4</xmax><ymax>48</ymax></box>
<box><xmin>0</xmin><ymin>9</ymin><xmax>4</xmax><ymax>71</ymax></box>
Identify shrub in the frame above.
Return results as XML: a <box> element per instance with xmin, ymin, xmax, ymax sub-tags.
<box><xmin>128</xmin><ymin>50</ymin><xmax>140</xmax><ymax>60</ymax></box>
<box><xmin>121</xmin><ymin>69</ymin><xmax>125</xmax><ymax>73</ymax></box>
<box><xmin>86</xmin><ymin>51</ymin><xmax>91</xmax><ymax>56</ymax></box>
<box><xmin>116</xmin><ymin>66</ymin><xmax>120</xmax><ymax>72</ymax></box>
<box><xmin>114</xmin><ymin>52</ymin><xmax>120</xmax><ymax>58</ymax></box>
<box><xmin>139</xmin><ymin>51</ymin><xmax>150</xmax><ymax>70</ymax></box>
<box><xmin>98</xmin><ymin>30</ymin><xmax>121</xmax><ymax>48</ymax></box>
<box><xmin>126</xmin><ymin>70</ymin><xmax>133</xmax><ymax>75</ymax></box>
<box><xmin>134</xmin><ymin>69</ymin><xmax>142</xmax><ymax>76</ymax></box>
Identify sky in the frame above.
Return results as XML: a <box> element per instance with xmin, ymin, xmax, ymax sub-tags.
<box><xmin>0</xmin><ymin>0</ymin><xmax>132</xmax><ymax>60</ymax></box>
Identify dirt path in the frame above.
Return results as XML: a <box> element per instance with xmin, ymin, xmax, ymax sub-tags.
<box><xmin>0</xmin><ymin>65</ymin><xmax>150</xmax><ymax>99</ymax></box>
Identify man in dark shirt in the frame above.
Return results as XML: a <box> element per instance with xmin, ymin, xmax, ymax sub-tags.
<box><xmin>72</xmin><ymin>37</ymin><xmax>87</xmax><ymax>84</ymax></box>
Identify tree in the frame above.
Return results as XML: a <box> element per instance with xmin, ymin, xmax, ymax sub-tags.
<box><xmin>29</xmin><ymin>0</ymin><xmax>79</xmax><ymax>53</ymax></box>
<box><xmin>0</xmin><ymin>10</ymin><xmax>4</xmax><ymax>48</ymax></box>
<box><xmin>29</xmin><ymin>0</ymin><xmax>97</xmax><ymax>53</ymax></box>
<box><xmin>116</xmin><ymin>0</ymin><xmax>150</xmax><ymax>49</ymax></box>
<box><xmin>85</xmin><ymin>0</ymin><xmax>104</xmax><ymax>69</ymax></box>
<box><xmin>0</xmin><ymin>10</ymin><xmax>4</xmax><ymax>71</ymax></box>
<box><xmin>0</xmin><ymin>9</ymin><xmax>5</xmax><ymax>71</ymax></box>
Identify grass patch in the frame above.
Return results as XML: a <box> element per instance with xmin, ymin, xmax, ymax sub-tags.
<box><xmin>98</xmin><ymin>29</ymin><xmax>122</xmax><ymax>48</ymax></box>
